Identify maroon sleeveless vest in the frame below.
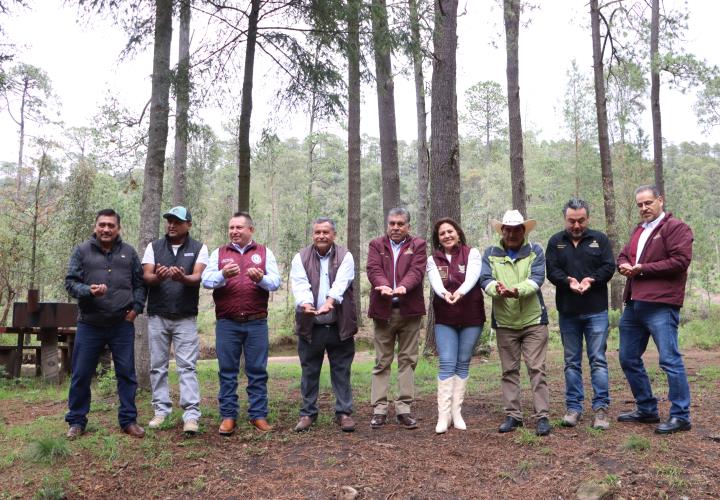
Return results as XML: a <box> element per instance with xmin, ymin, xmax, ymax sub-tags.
<box><xmin>431</xmin><ymin>245</ymin><xmax>486</xmax><ymax>327</ymax></box>
<box><xmin>213</xmin><ymin>242</ymin><xmax>269</xmax><ymax>319</ymax></box>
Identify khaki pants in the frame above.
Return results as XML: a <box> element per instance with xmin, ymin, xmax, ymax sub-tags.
<box><xmin>496</xmin><ymin>324</ymin><xmax>550</xmax><ymax>420</ymax></box>
<box><xmin>371</xmin><ymin>310</ymin><xmax>422</xmax><ymax>415</ymax></box>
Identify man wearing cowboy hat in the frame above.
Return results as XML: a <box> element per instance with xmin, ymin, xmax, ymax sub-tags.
<box><xmin>479</xmin><ymin>209</ymin><xmax>551</xmax><ymax>436</ymax></box>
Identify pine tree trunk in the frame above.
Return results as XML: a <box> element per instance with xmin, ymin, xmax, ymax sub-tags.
<box><xmin>408</xmin><ymin>0</ymin><xmax>429</xmax><ymax>241</ymax></box>
<box><xmin>347</xmin><ymin>0</ymin><xmax>363</xmax><ymax>323</ymax></box>
<box><xmin>650</xmin><ymin>0</ymin><xmax>664</xmax><ymax>198</ymax></box>
<box><xmin>237</xmin><ymin>0</ymin><xmax>260</xmax><ymax>213</ymax></box>
<box><xmin>590</xmin><ymin>0</ymin><xmax>622</xmax><ymax>310</ymax></box>
<box><xmin>136</xmin><ymin>0</ymin><xmax>173</xmax><ymax>389</ymax></box>
<box><xmin>371</xmin><ymin>0</ymin><xmax>400</xmax><ymax>217</ymax></box>
<box><xmin>173</xmin><ymin>0</ymin><xmax>191</xmax><ymax>206</ymax></box>
<box><xmin>504</xmin><ymin>0</ymin><xmax>527</xmax><ymax>216</ymax></box>
<box><xmin>426</xmin><ymin>0</ymin><xmax>460</xmax><ymax>355</ymax></box>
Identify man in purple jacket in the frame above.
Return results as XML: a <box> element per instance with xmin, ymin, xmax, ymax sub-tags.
<box><xmin>366</xmin><ymin>208</ymin><xmax>427</xmax><ymax>429</ymax></box>
<box><xmin>616</xmin><ymin>185</ymin><xmax>693</xmax><ymax>434</ymax></box>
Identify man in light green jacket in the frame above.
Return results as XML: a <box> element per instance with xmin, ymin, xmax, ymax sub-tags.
<box><xmin>479</xmin><ymin>210</ymin><xmax>551</xmax><ymax>436</ymax></box>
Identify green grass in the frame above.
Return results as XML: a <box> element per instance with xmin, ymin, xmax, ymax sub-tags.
<box><xmin>24</xmin><ymin>437</ymin><xmax>70</xmax><ymax>464</ymax></box>
<box><xmin>623</xmin><ymin>434</ymin><xmax>651</xmax><ymax>452</ymax></box>
<box><xmin>585</xmin><ymin>426</ymin><xmax>604</xmax><ymax>438</ymax></box>
<box><xmin>514</xmin><ymin>427</ymin><xmax>541</xmax><ymax>446</ymax></box>
<box><xmin>655</xmin><ymin>464</ymin><xmax>689</xmax><ymax>489</ymax></box>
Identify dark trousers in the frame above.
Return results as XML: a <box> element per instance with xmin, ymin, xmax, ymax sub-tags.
<box><xmin>298</xmin><ymin>324</ymin><xmax>355</xmax><ymax>417</ymax></box>
<box><xmin>65</xmin><ymin>320</ymin><xmax>138</xmax><ymax>429</ymax></box>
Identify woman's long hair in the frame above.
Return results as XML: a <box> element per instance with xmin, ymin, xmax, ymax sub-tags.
<box><xmin>431</xmin><ymin>217</ymin><xmax>467</xmax><ymax>251</ymax></box>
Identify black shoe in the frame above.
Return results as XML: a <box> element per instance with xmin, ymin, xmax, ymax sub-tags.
<box><xmin>655</xmin><ymin>417</ymin><xmax>691</xmax><ymax>435</ymax></box>
<box><xmin>617</xmin><ymin>410</ymin><xmax>660</xmax><ymax>424</ymax></box>
<box><xmin>396</xmin><ymin>413</ymin><xmax>418</xmax><ymax>430</ymax></box>
<box><xmin>535</xmin><ymin>417</ymin><xmax>551</xmax><ymax>436</ymax></box>
<box><xmin>370</xmin><ymin>414</ymin><xmax>387</xmax><ymax>429</ymax></box>
<box><xmin>498</xmin><ymin>416</ymin><xmax>523</xmax><ymax>433</ymax></box>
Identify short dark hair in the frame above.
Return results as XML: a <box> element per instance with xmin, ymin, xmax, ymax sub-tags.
<box><xmin>232</xmin><ymin>211</ymin><xmax>254</xmax><ymax>228</ymax></box>
<box><xmin>634</xmin><ymin>184</ymin><xmax>661</xmax><ymax>198</ymax></box>
<box><xmin>562</xmin><ymin>198</ymin><xmax>590</xmax><ymax>217</ymax></box>
<box><xmin>431</xmin><ymin>217</ymin><xmax>467</xmax><ymax>250</ymax></box>
<box><xmin>95</xmin><ymin>208</ymin><xmax>120</xmax><ymax>225</ymax></box>
<box><xmin>312</xmin><ymin>217</ymin><xmax>337</xmax><ymax>232</ymax></box>
<box><xmin>387</xmin><ymin>207</ymin><xmax>411</xmax><ymax>224</ymax></box>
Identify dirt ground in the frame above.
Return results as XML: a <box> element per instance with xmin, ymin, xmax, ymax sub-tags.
<box><xmin>2</xmin><ymin>348</ymin><xmax>719</xmax><ymax>499</ymax></box>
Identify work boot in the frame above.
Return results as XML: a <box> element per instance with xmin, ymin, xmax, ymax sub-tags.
<box><xmin>561</xmin><ymin>411</ymin><xmax>582</xmax><ymax>428</ymax></box>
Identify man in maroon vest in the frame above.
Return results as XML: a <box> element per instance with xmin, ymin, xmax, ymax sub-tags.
<box><xmin>290</xmin><ymin>217</ymin><xmax>358</xmax><ymax>433</ymax></box>
<box><xmin>367</xmin><ymin>207</ymin><xmax>427</xmax><ymax>429</ymax></box>
<box><xmin>201</xmin><ymin>212</ymin><xmax>281</xmax><ymax>435</ymax></box>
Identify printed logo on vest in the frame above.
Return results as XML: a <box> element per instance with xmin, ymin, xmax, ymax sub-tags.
<box><xmin>121</xmin><ymin>254</ymin><xmax>126</xmax><ymax>258</ymax></box>
<box><xmin>184</xmin><ymin>252</ymin><xmax>195</xmax><ymax>257</ymax></box>
<box><xmin>251</xmin><ymin>254</ymin><xmax>262</xmax><ymax>264</ymax></box>
<box><xmin>458</xmin><ymin>265</ymin><xmax>466</xmax><ymax>274</ymax></box>
<box><xmin>403</xmin><ymin>248</ymin><xmax>413</xmax><ymax>255</ymax></box>
<box><xmin>221</xmin><ymin>258</ymin><xmax>234</xmax><ymax>266</ymax></box>
<box><xmin>589</xmin><ymin>241</ymin><xmax>599</xmax><ymax>248</ymax></box>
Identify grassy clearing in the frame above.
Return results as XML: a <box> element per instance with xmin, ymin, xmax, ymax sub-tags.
<box><xmin>24</xmin><ymin>437</ymin><xmax>70</xmax><ymax>464</ymax></box>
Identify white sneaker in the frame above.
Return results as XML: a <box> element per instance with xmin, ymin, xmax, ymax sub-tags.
<box><xmin>148</xmin><ymin>415</ymin><xmax>166</xmax><ymax>429</ymax></box>
<box><xmin>183</xmin><ymin>419</ymin><xmax>199</xmax><ymax>434</ymax></box>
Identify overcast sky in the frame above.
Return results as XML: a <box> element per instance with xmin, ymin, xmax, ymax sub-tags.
<box><xmin>1</xmin><ymin>0</ymin><xmax>719</xmax><ymax>165</ymax></box>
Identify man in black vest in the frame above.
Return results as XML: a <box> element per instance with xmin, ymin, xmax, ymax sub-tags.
<box><xmin>290</xmin><ymin>217</ymin><xmax>358</xmax><ymax>432</ymax></box>
<box><xmin>142</xmin><ymin>206</ymin><xmax>208</xmax><ymax>434</ymax></box>
<box><xmin>65</xmin><ymin>208</ymin><xmax>146</xmax><ymax>439</ymax></box>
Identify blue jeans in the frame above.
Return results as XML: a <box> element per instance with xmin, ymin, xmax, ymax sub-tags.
<box><xmin>559</xmin><ymin>311</ymin><xmax>610</xmax><ymax>413</ymax></box>
<box><xmin>65</xmin><ymin>320</ymin><xmax>138</xmax><ymax>429</ymax></box>
<box><xmin>435</xmin><ymin>324</ymin><xmax>483</xmax><ymax>380</ymax></box>
<box><xmin>619</xmin><ymin>300</ymin><xmax>691</xmax><ymax>421</ymax></box>
<box><xmin>215</xmin><ymin>318</ymin><xmax>269</xmax><ymax>420</ymax></box>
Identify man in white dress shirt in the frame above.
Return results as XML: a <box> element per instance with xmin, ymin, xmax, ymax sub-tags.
<box><xmin>290</xmin><ymin>217</ymin><xmax>358</xmax><ymax>432</ymax></box>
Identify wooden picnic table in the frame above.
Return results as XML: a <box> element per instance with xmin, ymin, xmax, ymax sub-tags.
<box><xmin>0</xmin><ymin>299</ymin><xmax>77</xmax><ymax>383</ymax></box>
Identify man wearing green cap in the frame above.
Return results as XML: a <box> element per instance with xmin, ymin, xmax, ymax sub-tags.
<box><xmin>142</xmin><ymin>206</ymin><xmax>208</xmax><ymax>434</ymax></box>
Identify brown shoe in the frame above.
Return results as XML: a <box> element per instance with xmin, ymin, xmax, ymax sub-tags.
<box><xmin>335</xmin><ymin>414</ymin><xmax>356</xmax><ymax>432</ymax></box>
<box><xmin>370</xmin><ymin>413</ymin><xmax>387</xmax><ymax>429</ymax></box>
<box><xmin>396</xmin><ymin>413</ymin><xmax>418</xmax><ymax>429</ymax></box>
<box><xmin>122</xmin><ymin>422</ymin><xmax>145</xmax><ymax>438</ymax></box>
<box><xmin>294</xmin><ymin>415</ymin><xmax>315</xmax><ymax>432</ymax></box>
<box><xmin>66</xmin><ymin>425</ymin><xmax>84</xmax><ymax>440</ymax></box>
<box><xmin>218</xmin><ymin>418</ymin><xmax>237</xmax><ymax>436</ymax></box>
<box><xmin>249</xmin><ymin>418</ymin><xmax>273</xmax><ymax>433</ymax></box>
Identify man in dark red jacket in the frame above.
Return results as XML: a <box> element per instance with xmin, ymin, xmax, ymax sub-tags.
<box><xmin>616</xmin><ymin>185</ymin><xmax>693</xmax><ymax>435</ymax></box>
<box><xmin>366</xmin><ymin>208</ymin><xmax>427</xmax><ymax>429</ymax></box>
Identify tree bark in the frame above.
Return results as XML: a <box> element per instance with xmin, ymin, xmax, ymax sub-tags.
<box><xmin>426</xmin><ymin>0</ymin><xmax>460</xmax><ymax>355</ymax></box>
<box><xmin>15</xmin><ymin>76</ymin><xmax>28</xmax><ymax>197</ymax></box>
<box><xmin>137</xmin><ymin>0</ymin><xmax>173</xmax><ymax>389</ymax></box>
<box><xmin>237</xmin><ymin>0</ymin><xmax>260</xmax><ymax>213</ymax></box>
<box><xmin>408</xmin><ymin>0</ymin><xmax>430</xmax><ymax>241</ymax></box>
<box><xmin>347</xmin><ymin>0</ymin><xmax>362</xmax><ymax>322</ymax></box>
<box><xmin>371</xmin><ymin>0</ymin><xmax>401</xmax><ymax>217</ymax></box>
<box><xmin>590</xmin><ymin>0</ymin><xmax>622</xmax><ymax>310</ymax></box>
<box><xmin>503</xmin><ymin>0</ymin><xmax>527</xmax><ymax>216</ymax></box>
<box><xmin>650</xmin><ymin>0</ymin><xmax>664</xmax><ymax>198</ymax></box>
<box><xmin>173</xmin><ymin>0</ymin><xmax>191</xmax><ymax>206</ymax></box>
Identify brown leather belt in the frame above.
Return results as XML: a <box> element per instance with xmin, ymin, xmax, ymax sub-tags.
<box><xmin>222</xmin><ymin>312</ymin><xmax>268</xmax><ymax>323</ymax></box>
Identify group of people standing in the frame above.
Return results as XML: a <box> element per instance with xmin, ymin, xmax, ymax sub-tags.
<box><xmin>62</xmin><ymin>184</ymin><xmax>693</xmax><ymax>440</ymax></box>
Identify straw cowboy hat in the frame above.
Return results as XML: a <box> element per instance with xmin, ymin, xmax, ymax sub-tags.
<box><xmin>490</xmin><ymin>209</ymin><xmax>537</xmax><ymax>235</ymax></box>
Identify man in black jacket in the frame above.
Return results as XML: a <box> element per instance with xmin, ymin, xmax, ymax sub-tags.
<box><xmin>142</xmin><ymin>206</ymin><xmax>208</xmax><ymax>435</ymax></box>
<box><xmin>546</xmin><ymin>198</ymin><xmax>615</xmax><ymax>430</ymax></box>
<box><xmin>64</xmin><ymin>208</ymin><xmax>146</xmax><ymax>439</ymax></box>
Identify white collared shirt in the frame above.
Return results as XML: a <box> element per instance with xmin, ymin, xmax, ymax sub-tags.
<box><xmin>201</xmin><ymin>241</ymin><xmax>281</xmax><ymax>291</ymax></box>
<box><xmin>290</xmin><ymin>248</ymin><xmax>355</xmax><ymax>308</ymax></box>
<box><xmin>427</xmin><ymin>248</ymin><xmax>483</xmax><ymax>297</ymax></box>
<box><xmin>635</xmin><ymin>212</ymin><xmax>665</xmax><ymax>264</ymax></box>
